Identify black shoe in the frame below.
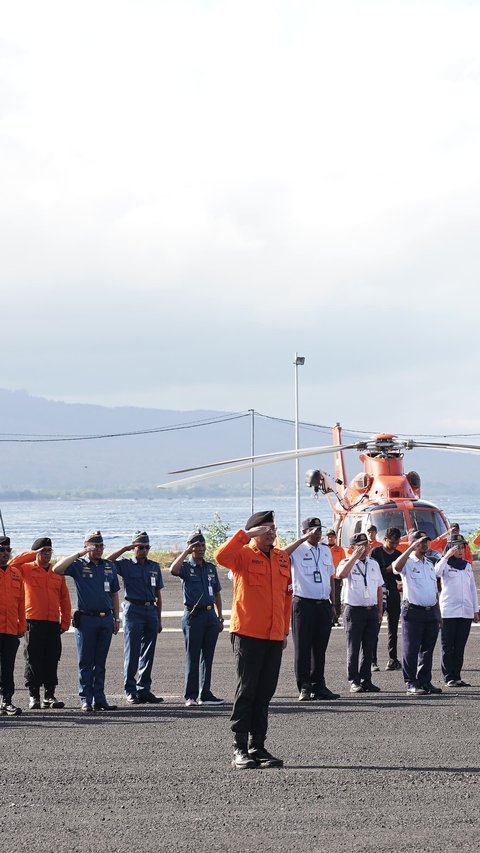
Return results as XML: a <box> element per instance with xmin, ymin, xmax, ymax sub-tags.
<box><xmin>198</xmin><ymin>695</ymin><xmax>224</xmax><ymax>705</ymax></box>
<box><xmin>312</xmin><ymin>687</ymin><xmax>340</xmax><ymax>700</ymax></box>
<box><xmin>231</xmin><ymin>748</ymin><xmax>256</xmax><ymax>769</ymax></box>
<box><xmin>385</xmin><ymin>659</ymin><xmax>402</xmax><ymax>671</ymax></box>
<box><xmin>456</xmin><ymin>680</ymin><xmax>471</xmax><ymax>687</ymax></box>
<box><xmin>93</xmin><ymin>702</ymin><xmax>118</xmax><ymax>711</ymax></box>
<box><xmin>361</xmin><ymin>682</ymin><xmax>381</xmax><ymax>693</ymax></box>
<box><xmin>42</xmin><ymin>696</ymin><xmax>65</xmax><ymax>709</ymax></box>
<box><xmin>248</xmin><ymin>746</ymin><xmax>283</xmax><ymax>768</ymax></box>
<box><xmin>126</xmin><ymin>693</ymin><xmax>140</xmax><ymax>704</ymax></box>
<box><xmin>1</xmin><ymin>701</ymin><xmax>22</xmax><ymax>716</ymax></box>
<box><xmin>81</xmin><ymin>703</ymin><xmax>94</xmax><ymax>713</ymax></box>
<box><xmin>137</xmin><ymin>691</ymin><xmax>164</xmax><ymax>704</ymax></box>
<box><xmin>298</xmin><ymin>687</ymin><xmax>312</xmax><ymax>701</ymax></box>
<box><xmin>29</xmin><ymin>696</ymin><xmax>41</xmax><ymax>710</ymax></box>
<box><xmin>422</xmin><ymin>683</ymin><xmax>442</xmax><ymax>695</ymax></box>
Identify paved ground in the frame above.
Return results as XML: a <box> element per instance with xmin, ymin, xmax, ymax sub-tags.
<box><xmin>2</xmin><ymin>574</ymin><xmax>480</xmax><ymax>852</ymax></box>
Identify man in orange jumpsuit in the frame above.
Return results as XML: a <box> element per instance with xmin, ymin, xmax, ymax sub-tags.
<box><xmin>215</xmin><ymin>510</ymin><xmax>292</xmax><ymax>770</ymax></box>
<box><xmin>10</xmin><ymin>537</ymin><xmax>71</xmax><ymax>709</ymax></box>
<box><xmin>0</xmin><ymin>535</ymin><xmax>26</xmax><ymax>716</ymax></box>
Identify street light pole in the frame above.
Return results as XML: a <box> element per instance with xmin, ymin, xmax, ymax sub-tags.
<box><xmin>248</xmin><ymin>408</ymin><xmax>255</xmax><ymax>515</ymax></box>
<box><xmin>294</xmin><ymin>353</ymin><xmax>305</xmax><ymax>537</ymax></box>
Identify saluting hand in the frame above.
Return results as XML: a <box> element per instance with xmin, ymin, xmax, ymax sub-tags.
<box><xmin>246</xmin><ymin>525</ymin><xmax>273</xmax><ymax>538</ymax></box>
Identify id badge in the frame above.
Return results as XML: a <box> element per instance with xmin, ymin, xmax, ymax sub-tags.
<box><xmin>151</xmin><ymin>575</ymin><xmax>156</xmax><ymax>587</ymax></box>
<box><xmin>208</xmin><ymin>584</ymin><xmax>214</xmax><ymax>597</ymax></box>
<box><xmin>313</xmin><ymin>571</ymin><xmax>321</xmax><ymax>584</ymax></box>
<box><xmin>104</xmin><ymin>580</ymin><xmax>110</xmax><ymax>592</ymax></box>
<box><xmin>363</xmin><ymin>587</ymin><xmax>370</xmax><ymax>599</ymax></box>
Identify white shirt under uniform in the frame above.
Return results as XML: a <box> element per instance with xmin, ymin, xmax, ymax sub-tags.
<box><xmin>339</xmin><ymin>557</ymin><xmax>383</xmax><ymax>607</ymax></box>
<box><xmin>435</xmin><ymin>557</ymin><xmax>479</xmax><ymax>619</ymax></box>
<box><xmin>396</xmin><ymin>554</ymin><xmax>437</xmax><ymax>607</ymax></box>
<box><xmin>291</xmin><ymin>542</ymin><xmax>334</xmax><ymax>600</ymax></box>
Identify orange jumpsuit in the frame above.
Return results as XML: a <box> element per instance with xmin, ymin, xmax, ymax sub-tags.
<box><xmin>0</xmin><ymin>564</ymin><xmax>26</xmax><ymax>704</ymax></box>
<box><xmin>215</xmin><ymin>530</ymin><xmax>291</xmax><ymax>640</ymax></box>
<box><xmin>215</xmin><ymin>530</ymin><xmax>292</xmax><ymax>746</ymax></box>
<box><xmin>10</xmin><ymin>551</ymin><xmax>71</xmax><ymax>629</ymax></box>
<box><xmin>9</xmin><ymin>551</ymin><xmax>71</xmax><ymax>698</ymax></box>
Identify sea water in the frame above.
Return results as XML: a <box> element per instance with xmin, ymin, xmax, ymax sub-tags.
<box><xmin>1</xmin><ymin>491</ymin><xmax>480</xmax><ymax>552</ymax></box>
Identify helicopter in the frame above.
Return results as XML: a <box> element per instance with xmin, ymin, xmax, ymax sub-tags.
<box><xmin>158</xmin><ymin>422</ymin><xmax>480</xmax><ymax>553</ymax></box>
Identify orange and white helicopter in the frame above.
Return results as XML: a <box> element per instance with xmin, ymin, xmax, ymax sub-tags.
<box><xmin>159</xmin><ymin>423</ymin><xmax>480</xmax><ymax>553</ymax></box>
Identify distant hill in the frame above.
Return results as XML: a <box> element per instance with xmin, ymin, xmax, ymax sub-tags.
<box><xmin>0</xmin><ymin>389</ymin><xmax>478</xmax><ymax>498</ymax></box>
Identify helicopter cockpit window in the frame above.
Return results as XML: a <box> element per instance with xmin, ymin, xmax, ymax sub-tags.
<box><xmin>368</xmin><ymin>511</ymin><xmax>407</xmax><ymax>541</ymax></box>
<box><xmin>409</xmin><ymin>509</ymin><xmax>447</xmax><ymax>541</ymax></box>
<box><xmin>340</xmin><ymin>516</ymin><xmax>363</xmax><ymax>547</ymax></box>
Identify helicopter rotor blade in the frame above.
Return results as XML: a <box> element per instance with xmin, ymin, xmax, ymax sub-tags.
<box><xmin>168</xmin><ymin>443</ymin><xmax>362</xmax><ymax>475</ymax></box>
<box><xmin>408</xmin><ymin>440</ymin><xmax>480</xmax><ymax>454</ymax></box>
<box><xmin>159</xmin><ymin>443</ymin><xmax>361</xmax><ymax>489</ymax></box>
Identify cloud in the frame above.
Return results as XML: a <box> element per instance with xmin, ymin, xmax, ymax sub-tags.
<box><xmin>0</xmin><ymin>1</ymin><xmax>479</xmax><ymax>433</ymax></box>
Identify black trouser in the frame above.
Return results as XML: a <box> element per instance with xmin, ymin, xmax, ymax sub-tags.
<box><xmin>0</xmin><ymin>633</ymin><xmax>20</xmax><ymax>701</ymax></box>
<box><xmin>372</xmin><ymin>587</ymin><xmax>401</xmax><ymax>663</ymax></box>
<box><xmin>24</xmin><ymin>620</ymin><xmax>62</xmax><ymax>696</ymax></box>
<box><xmin>230</xmin><ymin>633</ymin><xmax>283</xmax><ymax>748</ymax></box>
<box><xmin>343</xmin><ymin>605</ymin><xmax>378</xmax><ymax>684</ymax></box>
<box><xmin>334</xmin><ymin>579</ymin><xmax>342</xmax><ymax>618</ymax></box>
<box><xmin>441</xmin><ymin>618</ymin><xmax>472</xmax><ymax>683</ymax></box>
<box><xmin>291</xmin><ymin>597</ymin><xmax>332</xmax><ymax>692</ymax></box>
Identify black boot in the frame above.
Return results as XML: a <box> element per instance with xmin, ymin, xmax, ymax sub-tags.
<box><xmin>232</xmin><ymin>733</ymin><xmax>256</xmax><ymax>770</ymax></box>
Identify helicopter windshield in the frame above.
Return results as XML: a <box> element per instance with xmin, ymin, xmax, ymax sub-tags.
<box><xmin>368</xmin><ymin>510</ymin><xmax>407</xmax><ymax>541</ymax></box>
<box><xmin>409</xmin><ymin>509</ymin><xmax>447</xmax><ymax>540</ymax></box>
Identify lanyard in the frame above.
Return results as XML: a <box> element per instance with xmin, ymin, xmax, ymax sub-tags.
<box><xmin>311</xmin><ymin>546</ymin><xmax>322</xmax><ymax>571</ymax></box>
<box><xmin>356</xmin><ymin>560</ymin><xmax>368</xmax><ymax>587</ymax></box>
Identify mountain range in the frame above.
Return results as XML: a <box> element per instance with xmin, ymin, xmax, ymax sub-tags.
<box><xmin>0</xmin><ymin>389</ymin><xmax>478</xmax><ymax>498</ymax></box>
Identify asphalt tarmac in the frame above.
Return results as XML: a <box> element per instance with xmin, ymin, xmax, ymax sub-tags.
<box><xmin>2</xmin><ymin>574</ymin><xmax>480</xmax><ymax>853</ymax></box>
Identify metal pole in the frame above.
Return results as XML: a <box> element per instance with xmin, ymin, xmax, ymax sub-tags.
<box><xmin>0</xmin><ymin>508</ymin><xmax>5</xmax><ymax>536</ymax></box>
<box><xmin>294</xmin><ymin>354</ymin><xmax>300</xmax><ymax>537</ymax></box>
<box><xmin>293</xmin><ymin>354</ymin><xmax>305</xmax><ymax>537</ymax></box>
<box><xmin>249</xmin><ymin>409</ymin><xmax>255</xmax><ymax>515</ymax></box>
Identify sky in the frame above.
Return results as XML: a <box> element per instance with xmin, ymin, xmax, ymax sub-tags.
<box><xmin>1</xmin><ymin>0</ymin><xmax>479</xmax><ymax>438</ymax></box>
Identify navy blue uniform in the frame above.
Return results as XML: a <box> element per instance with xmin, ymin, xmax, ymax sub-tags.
<box><xmin>115</xmin><ymin>557</ymin><xmax>164</xmax><ymax>698</ymax></box>
<box><xmin>177</xmin><ymin>559</ymin><xmax>221</xmax><ymax>702</ymax></box>
<box><xmin>65</xmin><ymin>557</ymin><xmax>120</xmax><ymax>706</ymax></box>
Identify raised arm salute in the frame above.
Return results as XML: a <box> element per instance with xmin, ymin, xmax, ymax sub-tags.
<box><xmin>215</xmin><ymin>510</ymin><xmax>292</xmax><ymax>770</ymax></box>
<box><xmin>54</xmin><ymin>531</ymin><xmax>120</xmax><ymax>713</ymax></box>
<box><xmin>392</xmin><ymin>530</ymin><xmax>442</xmax><ymax>697</ymax></box>
<box><xmin>287</xmin><ymin>517</ymin><xmax>339</xmax><ymax>702</ymax></box>
<box><xmin>105</xmin><ymin>531</ymin><xmax>164</xmax><ymax>705</ymax></box>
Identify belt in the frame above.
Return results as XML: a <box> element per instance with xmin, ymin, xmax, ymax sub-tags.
<box><xmin>404</xmin><ymin>601</ymin><xmax>436</xmax><ymax>611</ymax></box>
<box><xmin>294</xmin><ymin>596</ymin><xmax>330</xmax><ymax>603</ymax></box>
<box><xmin>185</xmin><ymin>604</ymin><xmax>214</xmax><ymax>612</ymax></box>
<box><xmin>125</xmin><ymin>598</ymin><xmax>156</xmax><ymax>607</ymax></box>
<box><xmin>345</xmin><ymin>604</ymin><xmax>377</xmax><ymax>610</ymax></box>
<box><xmin>79</xmin><ymin>609</ymin><xmax>112</xmax><ymax>617</ymax></box>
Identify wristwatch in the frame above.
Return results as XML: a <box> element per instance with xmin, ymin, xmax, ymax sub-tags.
<box><xmin>113</xmin><ymin>618</ymin><xmax>121</xmax><ymax>623</ymax></box>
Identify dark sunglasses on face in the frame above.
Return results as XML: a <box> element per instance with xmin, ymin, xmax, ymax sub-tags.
<box><xmin>136</xmin><ymin>545</ymin><xmax>149</xmax><ymax>550</ymax></box>
<box><xmin>0</xmin><ymin>547</ymin><xmax>12</xmax><ymax>553</ymax></box>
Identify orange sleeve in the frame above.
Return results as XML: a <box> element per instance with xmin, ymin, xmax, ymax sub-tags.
<box><xmin>9</xmin><ymin>550</ymin><xmax>36</xmax><ymax>571</ymax></box>
<box><xmin>473</xmin><ymin>533</ymin><xmax>480</xmax><ymax>547</ymax></box>
<box><xmin>214</xmin><ymin>530</ymin><xmax>249</xmax><ymax>572</ymax></box>
<box><xmin>18</xmin><ymin>580</ymin><xmax>27</xmax><ymax>635</ymax></box>
<box><xmin>60</xmin><ymin>578</ymin><xmax>72</xmax><ymax>631</ymax></box>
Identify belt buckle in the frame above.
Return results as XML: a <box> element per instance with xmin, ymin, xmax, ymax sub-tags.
<box><xmin>206</xmin><ymin>605</ymin><xmax>213</xmax><ymax>611</ymax></box>
<box><xmin>99</xmin><ymin>611</ymin><xmax>106</xmax><ymax>617</ymax></box>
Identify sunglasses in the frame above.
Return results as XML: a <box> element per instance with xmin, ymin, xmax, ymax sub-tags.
<box><xmin>0</xmin><ymin>547</ymin><xmax>12</xmax><ymax>553</ymax></box>
<box><xmin>136</xmin><ymin>545</ymin><xmax>149</xmax><ymax>550</ymax></box>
